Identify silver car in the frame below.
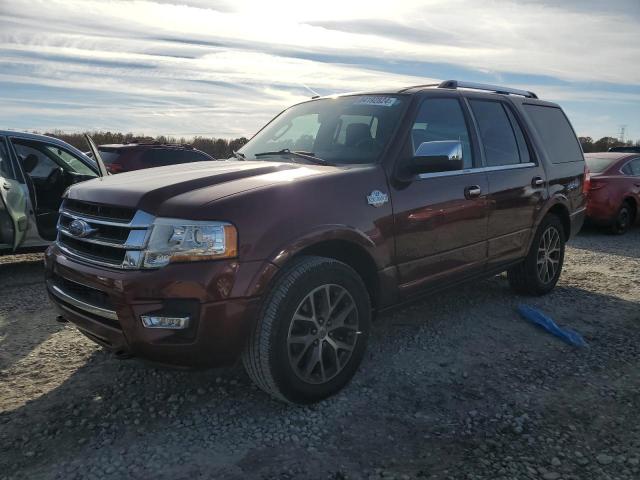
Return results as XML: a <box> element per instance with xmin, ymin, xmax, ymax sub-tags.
<box><xmin>0</xmin><ymin>131</ymin><xmax>99</xmax><ymax>253</ymax></box>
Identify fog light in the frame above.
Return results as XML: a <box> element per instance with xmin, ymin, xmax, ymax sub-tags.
<box><xmin>141</xmin><ymin>315</ymin><xmax>190</xmax><ymax>329</ymax></box>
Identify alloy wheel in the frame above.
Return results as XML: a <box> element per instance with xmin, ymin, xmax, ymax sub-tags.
<box><xmin>536</xmin><ymin>226</ymin><xmax>561</xmax><ymax>284</ymax></box>
<box><xmin>287</xmin><ymin>284</ymin><xmax>359</xmax><ymax>384</ymax></box>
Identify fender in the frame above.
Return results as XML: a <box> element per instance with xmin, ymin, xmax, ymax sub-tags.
<box><xmin>267</xmin><ymin>224</ymin><xmax>380</xmax><ymax>268</ymax></box>
<box><xmin>525</xmin><ymin>194</ymin><xmax>571</xmax><ymax>251</ymax></box>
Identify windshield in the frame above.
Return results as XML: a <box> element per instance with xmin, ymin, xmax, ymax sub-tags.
<box><xmin>586</xmin><ymin>156</ymin><xmax>616</xmax><ymax>173</ymax></box>
<box><xmin>44</xmin><ymin>146</ymin><xmax>97</xmax><ymax>176</ymax></box>
<box><xmin>239</xmin><ymin>95</ymin><xmax>408</xmax><ymax>164</ymax></box>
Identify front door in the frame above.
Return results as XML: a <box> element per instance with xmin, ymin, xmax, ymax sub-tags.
<box><xmin>0</xmin><ymin>137</ymin><xmax>28</xmax><ymax>250</ymax></box>
<box><xmin>391</xmin><ymin>96</ymin><xmax>490</xmax><ymax>297</ymax></box>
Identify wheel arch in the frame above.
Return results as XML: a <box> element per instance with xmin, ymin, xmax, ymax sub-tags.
<box><xmin>536</xmin><ymin>197</ymin><xmax>571</xmax><ymax>241</ymax></box>
<box><xmin>268</xmin><ymin>228</ymin><xmax>383</xmax><ymax>311</ymax></box>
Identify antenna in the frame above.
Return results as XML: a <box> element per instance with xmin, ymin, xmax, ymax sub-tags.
<box><xmin>300</xmin><ymin>83</ymin><xmax>321</xmax><ymax>98</ymax></box>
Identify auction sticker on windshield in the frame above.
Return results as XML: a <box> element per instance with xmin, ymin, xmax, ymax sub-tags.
<box><xmin>354</xmin><ymin>96</ymin><xmax>398</xmax><ymax>107</ymax></box>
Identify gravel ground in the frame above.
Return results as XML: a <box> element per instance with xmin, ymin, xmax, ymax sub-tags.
<box><xmin>1</xmin><ymin>227</ymin><xmax>639</xmax><ymax>480</ymax></box>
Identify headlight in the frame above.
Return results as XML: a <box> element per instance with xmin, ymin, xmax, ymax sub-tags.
<box><xmin>143</xmin><ymin>218</ymin><xmax>238</xmax><ymax>268</ymax></box>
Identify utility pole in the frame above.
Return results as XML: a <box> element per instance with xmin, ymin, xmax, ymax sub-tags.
<box><xmin>618</xmin><ymin>125</ymin><xmax>627</xmax><ymax>143</ymax></box>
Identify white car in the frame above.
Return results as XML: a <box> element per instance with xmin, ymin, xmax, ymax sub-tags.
<box><xmin>0</xmin><ymin>131</ymin><xmax>100</xmax><ymax>253</ymax></box>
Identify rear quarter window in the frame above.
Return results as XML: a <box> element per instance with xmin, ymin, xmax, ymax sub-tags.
<box><xmin>524</xmin><ymin>105</ymin><xmax>583</xmax><ymax>164</ymax></box>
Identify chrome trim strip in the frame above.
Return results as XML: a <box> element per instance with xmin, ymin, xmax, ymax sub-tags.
<box><xmin>48</xmin><ymin>281</ymin><xmax>118</xmax><ymax>321</ymax></box>
<box><xmin>58</xmin><ymin>209</ymin><xmax>155</xmax><ymax>229</ymax></box>
<box><xmin>418</xmin><ymin>162</ymin><xmax>536</xmax><ymax>179</ymax></box>
<box><xmin>59</xmin><ymin>228</ymin><xmax>129</xmax><ymax>249</ymax></box>
<box><xmin>58</xmin><ymin>227</ymin><xmax>148</xmax><ymax>250</ymax></box>
<box><xmin>57</xmin><ymin>242</ymin><xmax>127</xmax><ymax>269</ymax></box>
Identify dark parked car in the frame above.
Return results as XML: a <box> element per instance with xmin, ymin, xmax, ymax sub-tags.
<box><xmin>608</xmin><ymin>146</ymin><xmax>640</xmax><ymax>154</ymax></box>
<box><xmin>0</xmin><ymin>131</ymin><xmax>98</xmax><ymax>252</ymax></box>
<box><xmin>97</xmin><ymin>142</ymin><xmax>214</xmax><ymax>173</ymax></box>
<box><xmin>585</xmin><ymin>152</ymin><xmax>640</xmax><ymax>234</ymax></box>
<box><xmin>45</xmin><ymin>80</ymin><xmax>586</xmax><ymax>403</ymax></box>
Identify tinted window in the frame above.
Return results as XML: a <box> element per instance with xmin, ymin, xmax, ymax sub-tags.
<box><xmin>0</xmin><ymin>138</ymin><xmax>14</xmax><ymax>179</ymax></box>
<box><xmin>409</xmin><ymin>98</ymin><xmax>473</xmax><ymax>170</ymax></box>
<box><xmin>524</xmin><ymin>105</ymin><xmax>583</xmax><ymax>163</ymax></box>
<box><xmin>98</xmin><ymin>149</ymin><xmax>123</xmax><ymax>165</ymax></box>
<box><xmin>586</xmin><ymin>156</ymin><xmax>617</xmax><ymax>173</ymax></box>
<box><xmin>142</xmin><ymin>149</ymin><xmax>206</xmax><ymax>167</ymax></box>
<box><xmin>627</xmin><ymin>158</ymin><xmax>640</xmax><ymax>176</ymax></box>
<box><xmin>469</xmin><ymin>100</ymin><xmax>520</xmax><ymax>167</ymax></box>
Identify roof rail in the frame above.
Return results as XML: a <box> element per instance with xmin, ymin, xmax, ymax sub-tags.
<box><xmin>438</xmin><ymin>80</ymin><xmax>538</xmax><ymax>99</ymax></box>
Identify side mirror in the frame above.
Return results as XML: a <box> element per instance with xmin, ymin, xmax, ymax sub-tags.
<box><xmin>405</xmin><ymin>140</ymin><xmax>463</xmax><ymax>175</ymax></box>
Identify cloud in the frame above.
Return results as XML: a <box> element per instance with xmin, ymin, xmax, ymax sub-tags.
<box><xmin>0</xmin><ymin>0</ymin><xmax>638</xmax><ymax>139</ymax></box>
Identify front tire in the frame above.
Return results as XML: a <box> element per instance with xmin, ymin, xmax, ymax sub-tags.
<box><xmin>508</xmin><ymin>214</ymin><xmax>565</xmax><ymax>295</ymax></box>
<box><xmin>242</xmin><ymin>256</ymin><xmax>371</xmax><ymax>404</ymax></box>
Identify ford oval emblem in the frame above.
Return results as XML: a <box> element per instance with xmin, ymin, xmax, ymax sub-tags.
<box><xmin>68</xmin><ymin>219</ymin><xmax>96</xmax><ymax>238</ymax></box>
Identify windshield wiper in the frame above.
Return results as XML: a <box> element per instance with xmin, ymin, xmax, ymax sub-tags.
<box><xmin>231</xmin><ymin>151</ymin><xmax>246</xmax><ymax>160</ymax></box>
<box><xmin>253</xmin><ymin>149</ymin><xmax>334</xmax><ymax>166</ymax></box>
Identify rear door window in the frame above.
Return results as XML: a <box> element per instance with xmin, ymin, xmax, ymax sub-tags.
<box><xmin>524</xmin><ymin>105</ymin><xmax>583</xmax><ymax>163</ymax></box>
<box><xmin>626</xmin><ymin>158</ymin><xmax>640</xmax><ymax>176</ymax></box>
<box><xmin>469</xmin><ymin>100</ymin><xmax>523</xmax><ymax>167</ymax></box>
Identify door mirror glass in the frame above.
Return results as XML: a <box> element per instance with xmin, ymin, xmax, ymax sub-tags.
<box><xmin>407</xmin><ymin>140</ymin><xmax>463</xmax><ymax>174</ymax></box>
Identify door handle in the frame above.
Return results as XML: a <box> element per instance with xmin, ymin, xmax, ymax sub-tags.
<box><xmin>2</xmin><ymin>182</ymin><xmax>10</xmax><ymax>191</ymax></box>
<box><xmin>464</xmin><ymin>185</ymin><xmax>482</xmax><ymax>199</ymax></box>
<box><xmin>532</xmin><ymin>176</ymin><xmax>545</xmax><ymax>187</ymax></box>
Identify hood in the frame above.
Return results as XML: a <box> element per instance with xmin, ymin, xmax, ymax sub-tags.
<box><xmin>66</xmin><ymin>160</ymin><xmax>332</xmax><ymax>214</ymax></box>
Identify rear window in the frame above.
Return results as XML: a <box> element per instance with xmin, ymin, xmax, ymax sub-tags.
<box><xmin>98</xmin><ymin>150</ymin><xmax>123</xmax><ymax>165</ymax></box>
<box><xmin>524</xmin><ymin>105</ymin><xmax>583</xmax><ymax>163</ymax></box>
<box><xmin>142</xmin><ymin>149</ymin><xmax>210</xmax><ymax>167</ymax></box>
<box><xmin>585</xmin><ymin>157</ymin><xmax>617</xmax><ymax>173</ymax></box>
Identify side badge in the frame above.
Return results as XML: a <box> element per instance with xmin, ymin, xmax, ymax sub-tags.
<box><xmin>367</xmin><ymin>190</ymin><xmax>389</xmax><ymax>208</ymax></box>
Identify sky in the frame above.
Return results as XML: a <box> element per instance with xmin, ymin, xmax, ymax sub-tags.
<box><xmin>1</xmin><ymin>0</ymin><xmax>639</xmax><ymax>141</ymax></box>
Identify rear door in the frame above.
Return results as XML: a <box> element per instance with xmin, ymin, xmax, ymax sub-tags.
<box><xmin>0</xmin><ymin>136</ymin><xmax>28</xmax><ymax>250</ymax></box>
<box><xmin>391</xmin><ymin>94</ymin><xmax>490</xmax><ymax>297</ymax></box>
<box><xmin>466</xmin><ymin>97</ymin><xmax>547</xmax><ymax>268</ymax></box>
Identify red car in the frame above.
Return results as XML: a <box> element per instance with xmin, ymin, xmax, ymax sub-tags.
<box><xmin>97</xmin><ymin>142</ymin><xmax>215</xmax><ymax>174</ymax></box>
<box><xmin>585</xmin><ymin>152</ymin><xmax>640</xmax><ymax>234</ymax></box>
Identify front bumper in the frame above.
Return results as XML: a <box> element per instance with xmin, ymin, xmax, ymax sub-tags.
<box><xmin>44</xmin><ymin>244</ymin><xmax>277</xmax><ymax>367</ymax></box>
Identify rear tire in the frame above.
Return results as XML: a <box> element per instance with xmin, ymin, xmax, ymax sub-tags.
<box><xmin>610</xmin><ymin>202</ymin><xmax>632</xmax><ymax>235</ymax></box>
<box><xmin>242</xmin><ymin>256</ymin><xmax>371</xmax><ymax>404</ymax></box>
<box><xmin>508</xmin><ymin>214</ymin><xmax>565</xmax><ymax>296</ymax></box>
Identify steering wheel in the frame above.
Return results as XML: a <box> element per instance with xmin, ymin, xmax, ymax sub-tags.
<box><xmin>355</xmin><ymin>138</ymin><xmax>382</xmax><ymax>151</ymax></box>
<box><xmin>45</xmin><ymin>167</ymin><xmax>64</xmax><ymax>188</ymax></box>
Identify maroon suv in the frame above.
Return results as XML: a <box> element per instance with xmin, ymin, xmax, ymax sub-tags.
<box><xmin>45</xmin><ymin>80</ymin><xmax>586</xmax><ymax>404</ymax></box>
<box><xmin>98</xmin><ymin>142</ymin><xmax>214</xmax><ymax>173</ymax></box>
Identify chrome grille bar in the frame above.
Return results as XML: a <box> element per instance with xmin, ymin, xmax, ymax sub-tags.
<box><xmin>56</xmin><ymin>200</ymin><xmax>155</xmax><ymax>269</ymax></box>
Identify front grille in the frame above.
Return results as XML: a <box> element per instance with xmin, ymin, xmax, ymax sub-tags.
<box><xmin>57</xmin><ymin>199</ymin><xmax>154</xmax><ymax>269</ymax></box>
<box><xmin>63</xmin><ymin>199</ymin><xmax>135</xmax><ymax>223</ymax></box>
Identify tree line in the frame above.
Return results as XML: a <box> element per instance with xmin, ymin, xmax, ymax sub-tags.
<box><xmin>578</xmin><ymin>136</ymin><xmax>640</xmax><ymax>153</ymax></box>
<box><xmin>44</xmin><ymin>130</ymin><xmax>249</xmax><ymax>159</ymax></box>
<box><xmin>42</xmin><ymin>130</ymin><xmax>639</xmax><ymax>157</ymax></box>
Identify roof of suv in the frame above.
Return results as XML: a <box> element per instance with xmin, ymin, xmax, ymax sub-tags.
<box><xmin>317</xmin><ymin>80</ymin><xmax>542</xmax><ymax>100</ymax></box>
<box><xmin>99</xmin><ymin>142</ymin><xmax>197</xmax><ymax>151</ymax></box>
